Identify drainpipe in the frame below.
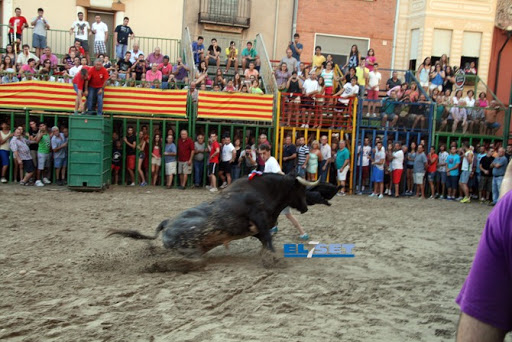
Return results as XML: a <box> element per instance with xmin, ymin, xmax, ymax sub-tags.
<box><xmin>272</xmin><ymin>0</ymin><xmax>280</xmax><ymax>59</ymax></box>
<box><xmin>291</xmin><ymin>0</ymin><xmax>298</xmax><ymax>37</ymax></box>
<box><xmin>390</xmin><ymin>0</ymin><xmax>400</xmax><ymax>69</ymax></box>
<box><xmin>494</xmin><ymin>28</ymin><xmax>512</xmax><ymax>95</ymax></box>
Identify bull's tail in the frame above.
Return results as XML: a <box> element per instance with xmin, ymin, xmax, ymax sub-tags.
<box><xmin>106</xmin><ymin>220</ymin><xmax>168</xmax><ymax>240</ymax></box>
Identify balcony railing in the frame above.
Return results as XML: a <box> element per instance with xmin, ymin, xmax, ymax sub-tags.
<box><xmin>199</xmin><ymin>0</ymin><xmax>251</xmax><ymax>28</ymax></box>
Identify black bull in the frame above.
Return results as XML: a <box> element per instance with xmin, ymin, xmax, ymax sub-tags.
<box><xmin>107</xmin><ymin>174</ymin><xmax>339</xmax><ymax>257</ymax></box>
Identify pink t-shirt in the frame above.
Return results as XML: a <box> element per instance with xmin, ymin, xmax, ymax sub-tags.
<box><xmin>478</xmin><ymin>99</ymin><xmax>488</xmax><ymax>108</ymax></box>
<box><xmin>21</xmin><ymin>64</ymin><xmax>35</xmax><ymax>74</ymax></box>
<box><xmin>146</xmin><ymin>70</ymin><xmax>162</xmax><ymax>82</ymax></box>
<box><xmin>366</xmin><ymin>56</ymin><xmax>376</xmax><ymax>72</ymax></box>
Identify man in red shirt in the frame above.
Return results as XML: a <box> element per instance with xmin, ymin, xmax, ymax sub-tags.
<box><xmin>207</xmin><ymin>132</ymin><xmax>221</xmax><ymax>192</ymax></box>
<box><xmin>427</xmin><ymin>146</ymin><xmax>438</xmax><ymax>199</ymax></box>
<box><xmin>8</xmin><ymin>8</ymin><xmax>28</xmax><ymax>47</ymax></box>
<box><xmin>177</xmin><ymin>130</ymin><xmax>195</xmax><ymax>189</ymax></box>
<box><xmin>86</xmin><ymin>58</ymin><xmax>109</xmax><ymax>115</ymax></box>
<box><xmin>158</xmin><ymin>55</ymin><xmax>173</xmax><ymax>83</ymax></box>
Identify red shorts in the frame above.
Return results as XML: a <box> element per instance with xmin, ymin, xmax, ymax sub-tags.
<box><xmin>111</xmin><ymin>164</ymin><xmax>120</xmax><ymax>171</ymax></box>
<box><xmin>367</xmin><ymin>89</ymin><xmax>379</xmax><ymax>100</ymax></box>
<box><xmin>126</xmin><ymin>155</ymin><xmax>135</xmax><ymax>170</ymax></box>
<box><xmin>392</xmin><ymin>169</ymin><xmax>403</xmax><ymax>184</ymax></box>
<box><xmin>362</xmin><ymin>165</ymin><xmax>370</xmax><ymax>180</ymax></box>
<box><xmin>324</xmin><ymin>86</ymin><xmax>333</xmax><ymax>95</ymax></box>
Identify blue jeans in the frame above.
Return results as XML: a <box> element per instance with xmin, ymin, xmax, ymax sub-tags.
<box><xmin>296</xmin><ymin>165</ymin><xmax>306</xmax><ymax>178</ymax></box>
<box><xmin>87</xmin><ymin>87</ymin><xmax>104</xmax><ymax>115</ymax></box>
<box><xmin>231</xmin><ymin>165</ymin><xmax>241</xmax><ymax>181</ymax></box>
<box><xmin>116</xmin><ymin>44</ymin><xmax>128</xmax><ymax>60</ymax></box>
<box><xmin>319</xmin><ymin>160</ymin><xmax>328</xmax><ymax>182</ymax></box>
<box><xmin>492</xmin><ymin>176</ymin><xmax>503</xmax><ymax>204</ymax></box>
<box><xmin>193</xmin><ymin>160</ymin><xmax>204</xmax><ymax>185</ymax></box>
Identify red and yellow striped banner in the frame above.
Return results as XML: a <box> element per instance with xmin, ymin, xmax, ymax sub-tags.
<box><xmin>0</xmin><ymin>81</ymin><xmax>187</xmax><ymax>117</ymax></box>
<box><xmin>197</xmin><ymin>91</ymin><xmax>274</xmax><ymax>122</ymax></box>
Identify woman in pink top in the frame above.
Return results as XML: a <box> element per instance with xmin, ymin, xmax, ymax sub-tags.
<box><xmin>146</xmin><ymin>63</ymin><xmax>162</xmax><ymax>83</ymax></box>
<box><xmin>20</xmin><ymin>58</ymin><xmax>36</xmax><ymax>78</ymax></box>
<box><xmin>151</xmin><ymin>134</ymin><xmax>162</xmax><ymax>186</ymax></box>
<box><xmin>365</xmin><ymin>48</ymin><xmax>376</xmax><ymax>72</ymax></box>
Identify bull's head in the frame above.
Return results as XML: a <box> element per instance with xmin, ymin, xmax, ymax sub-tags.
<box><xmin>286</xmin><ymin>175</ymin><xmax>320</xmax><ymax>214</ymax></box>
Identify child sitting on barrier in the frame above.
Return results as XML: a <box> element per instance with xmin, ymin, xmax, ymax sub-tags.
<box><xmin>380</xmin><ymin>90</ymin><xmax>399</xmax><ymax>128</ymax></box>
<box><xmin>484</xmin><ymin>101</ymin><xmax>501</xmax><ymax>136</ymax></box>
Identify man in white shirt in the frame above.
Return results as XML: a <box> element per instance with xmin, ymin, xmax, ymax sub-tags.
<box><xmin>459</xmin><ymin>143</ymin><xmax>473</xmax><ymax>203</ymax></box>
<box><xmin>369</xmin><ymin>141</ymin><xmax>386</xmax><ymax>198</ymax></box>
<box><xmin>70</xmin><ymin>12</ymin><xmax>91</xmax><ymax>64</ymax></box>
<box><xmin>391</xmin><ymin>142</ymin><xmax>404</xmax><ymax>198</ymax></box>
<box><xmin>91</xmin><ymin>15</ymin><xmax>108</xmax><ymax>57</ymax></box>
<box><xmin>129</xmin><ymin>42</ymin><xmax>144</xmax><ymax>64</ymax></box>
<box><xmin>16</xmin><ymin>44</ymin><xmax>39</xmax><ymax>66</ymax></box>
<box><xmin>367</xmin><ymin>63</ymin><xmax>382</xmax><ymax>117</ymax></box>
<box><xmin>436</xmin><ymin>144</ymin><xmax>449</xmax><ymax>199</ymax></box>
<box><xmin>219</xmin><ymin>136</ymin><xmax>235</xmax><ymax>189</ymax></box>
<box><xmin>357</xmin><ymin>137</ymin><xmax>372</xmax><ymax>194</ymax></box>
<box><xmin>319</xmin><ymin>135</ymin><xmax>331</xmax><ymax>182</ymax></box>
<box><xmin>334</xmin><ymin>76</ymin><xmax>359</xmax><ymax>105</ymax></box>
<box><xmin>258</xmin><ymin>144</ymin><xmax>309</xmax><ymax>240</ymax></box>
<box><xmin>301</xmin><ymin>72</ymin><xmax>319</xmax><ymax>128</ymax></box>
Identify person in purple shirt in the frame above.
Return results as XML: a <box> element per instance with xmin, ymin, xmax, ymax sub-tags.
<box><xmin>456</xmin><ymin>160</ymin><xmax>512</xmax><ymax>341</ymax></box>
<box><xmin>147</xmin><ymin>47</ymin><xmax>163</xmax><ymax>65</ymax></box>
<box><xmin>41</xmin><ymin>46</ymin><xmax>59</xmax><ymax>68</ymax></box>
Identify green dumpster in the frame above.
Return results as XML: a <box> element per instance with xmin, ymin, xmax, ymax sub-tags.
<box><xmin>68</xmin><ymin>116</ymin><xmax>112</xmax><ymax>190</ymax></box>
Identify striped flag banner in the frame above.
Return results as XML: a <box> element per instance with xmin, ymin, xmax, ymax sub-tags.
<box><xmin>197</xmin><ymin>91</ymin><xmax>274</xmax><ymax>122</ymax></box>
<box><xmin>0</xmin><ymin>81</ymin><xmax>188</xmax><ymax>117</ymax></box>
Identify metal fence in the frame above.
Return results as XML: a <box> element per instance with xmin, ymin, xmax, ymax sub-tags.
<box><xmin>0</xmin><ymin>24</ymin><xmax>181</xmax><ymax>62</ymax></box>
<box><xmin>182</xmin><ymin>27</ymin><xmax>196</xmax><ymax>81</ymax></box>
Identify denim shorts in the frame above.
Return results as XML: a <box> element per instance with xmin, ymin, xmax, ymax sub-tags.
<box><xmin>54</xmin><ymin>157</ymin><xmax>66</xmax><ymax>168</ymax></box>
<box><xmin>32</xmin><ymin>33</ymin><xmax>47</xmax><ymax>48</ymax></box>
<box><xmin>436</xmin><ymin>171</ymin><xmax>447</xmax><ymax>184</ymax></box>
<box><xmin>459</xmin><ymin>170</ymin><xmax>470</xmax><ymax>184</ymax></box>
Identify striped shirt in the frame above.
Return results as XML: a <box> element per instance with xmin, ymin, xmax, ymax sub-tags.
<box><xmin>321</xmin><ymin>69</ymin><xmax>334</xmax><ymax>87</ymax></box>
<box><xmin>297</xmin><ymin>145</ymin><xmax>309</xmax><ymax>166</ymax></box>
<box><xmin>10</xmin><ymin>136</ymin><xmax>32</xmax><ymax>160</ymax></box>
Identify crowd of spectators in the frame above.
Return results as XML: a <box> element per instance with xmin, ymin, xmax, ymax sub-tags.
<box><xmin>272</xmin><ymin>37</ymin><xmax>503</xmax><ymax>135</ymax></box>
<box><xmin>191</xmin><ymin>36</ymin><xmax>265</xmax><ymax>94</ymax></box>
<box><xmin>354</xmin><ymin>137</ymin><xmax>511</xmax><ymax>205</ymax></box>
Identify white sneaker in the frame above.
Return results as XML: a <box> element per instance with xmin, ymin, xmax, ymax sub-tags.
<box><xmin>300</xmin><ymin>124</ymin><xmax>305</xmax><ymax>128</ymax></box>
<box><xmin>365</xmin><ymin>113</ymin><xmax>370</xmax><ymax>117</ymax></box>
<box><xmin>455</xmin><ymin>197</ymin><xmax>463</xmax><ymax>201</ymax></box>
<box><xmin>304</xmin><ymin>124</ymin><xmax>309</xmax><ymax>128</ymax></box>
<box><xmin>372</xmin><ymin>113</ymin><xmax>377</xmax><ymax>117</ymax></box>
<box><xmin>129</xmin><ymin>182</ymin><xmax>135</xmax><ymax>186</ymax></box>
<box><xmin>220</xmin><ymin>182</ymin><xmax>228</xmax><ymax>189</ymax></box>
<box><xmin>378</xmin><ymin>194</ymin><xmax>384</xmax><ymax>199</ymax></box>
<box><xmin>43</xmin><ymin>177</ymin><xmax>51</xmax><ymax>184</ymax></box>
<box><xmin>205</xmin><ymin>185</ymin><xmax>212</xmax><ymax>190</ymax></box>
<box><xmin>369</xmin><ymin>193</ymin><xmax>376</xmax><ymax>197</ymax></box>
<box><xmin>209</xmin><ymin>188</ymin><xmax>218</xmax><ymax>192</ymax></box>
<box><xmin>0</xmin><ymin>177</ymin><xmax>7</xmax><ymax>183</ymax></box>
<box><xmin>35</xmin><ymin>180</ymin><xmax>44</xmax><ymax>187</ymax></box>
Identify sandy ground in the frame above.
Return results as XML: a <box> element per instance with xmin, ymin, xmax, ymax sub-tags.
<box><xmin>0</xmin><ymin>184</ymin><xmax>502</xmax><ymax>342</ymax></box>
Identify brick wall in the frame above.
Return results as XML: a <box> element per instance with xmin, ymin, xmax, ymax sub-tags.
<box><xmin>295</xmin><ymin>0</ymin><xmax>397</xmax><ymax>69</ymax></box>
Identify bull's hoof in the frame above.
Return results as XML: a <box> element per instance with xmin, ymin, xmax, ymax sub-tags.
<box><xmin>259</xmin><ymin>248</ymin><xmax>282</xmax><ymax>268</ymax></box>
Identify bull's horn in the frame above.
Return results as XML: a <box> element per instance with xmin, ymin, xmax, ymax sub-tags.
<box><xmin>296</xmin><ymin>177</ymin><xmax>320</xmax><ymax>187</ymax></box>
